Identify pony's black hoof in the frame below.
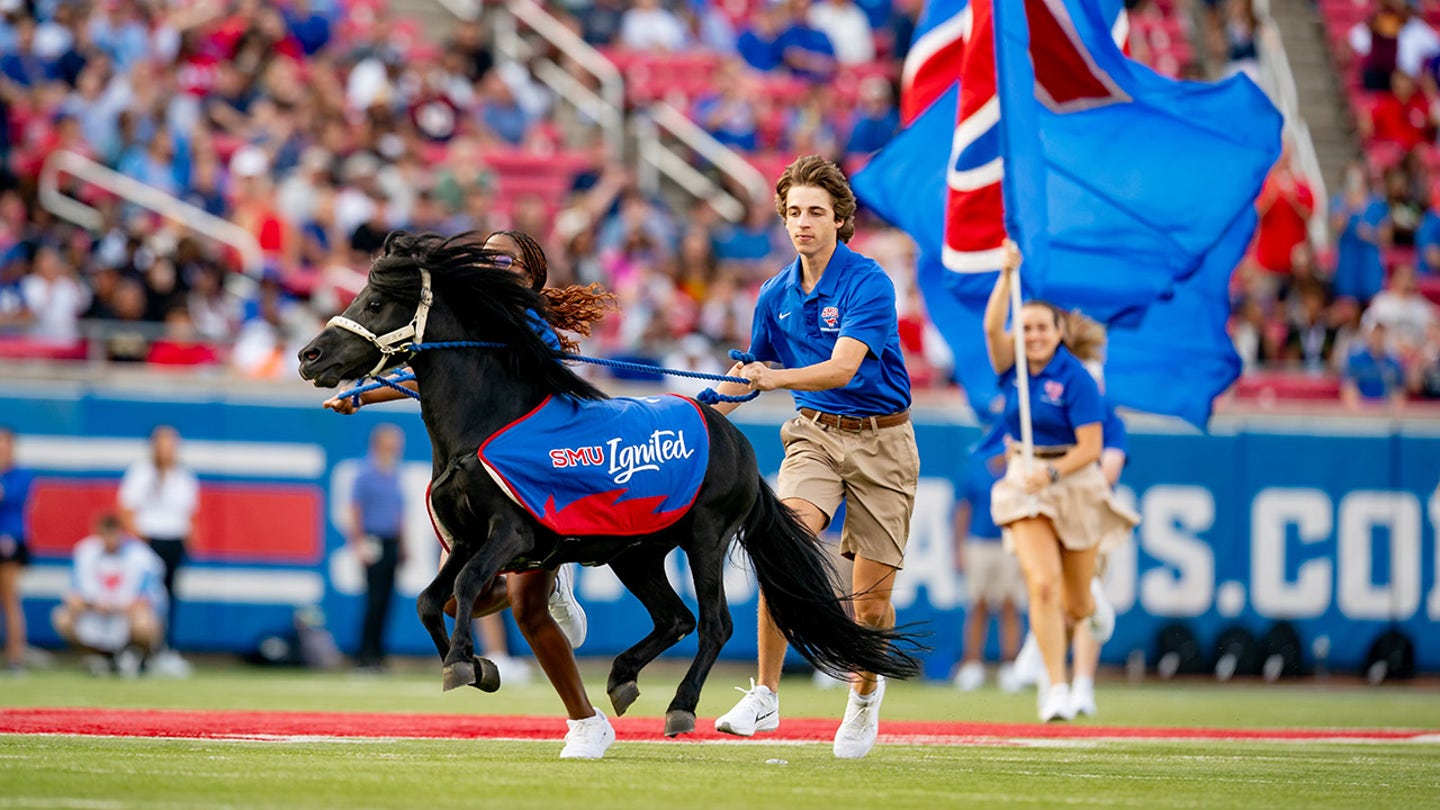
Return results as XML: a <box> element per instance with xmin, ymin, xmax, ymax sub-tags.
<box><xmin>469</xmin><ymin>657</ymin><xmax>501</xmax><ymax>693</ymax></box>
<box><xmin>663</xmin><ymin>710</ymin><xmax>696</xmax><ymax>737</ymax></box>
<box><xmin>608</xmin><ymin>681</ymin><xmax>641</xmax><ymax>716</ymax></box>
<box><xmin>442</xmin><ymin>660</ymin><xmax>476</xmax><ymax>692</ymax></box>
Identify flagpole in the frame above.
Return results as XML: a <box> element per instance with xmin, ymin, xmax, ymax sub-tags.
<box><xmin>1009</xmin><ymin>262</ymin><xmax>1036</xmax><ymax>491</ymax></box>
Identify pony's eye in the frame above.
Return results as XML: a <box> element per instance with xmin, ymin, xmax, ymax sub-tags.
<box><xmin>367</xmin><ymin>298</ymin><xmax>383</xmax><ymax>312</ymax></box>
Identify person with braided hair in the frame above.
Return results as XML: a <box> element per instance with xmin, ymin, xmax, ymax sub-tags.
<box><xmin>321</xmin><ymin>228</ymin><xmax>620</xmax><ymax>758</ymax></box>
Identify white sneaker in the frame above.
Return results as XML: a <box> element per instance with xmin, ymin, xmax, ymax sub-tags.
<box><xmin>559</xmin><ymin>708</ymin><xmax>615</xmax><ymax>759</ymax></box>
<box><xmin>1086</xmin><ymin>577</ymin><xmax>1115</xmax><ymax>644</ymax></box>
<box><xmin>1039</xmin><ymin>683</ymin><xmax>1075</xmax><ymax>722</ymax></box>
<box><xmin>115</xmin><ymin>646</ymin><xmax>143</xmax><ymax>679</ymax></box>
<box><xmin>952</xmin><ymin>661</ymin><xmax>984</xmax><ymax>692</ymax></box>
<box><xmin>490</xmin><ymin>654</ymin><xmax>535</xmax><ymax>686</ymax></box>
<box><xmin>548</xmin><ymin>564</ymin><xmax>587</xmax><ymax>649</ymax></box>
<box><xmin>1070</xmin><ymin>678</ymin><xmax>1097</xmax><ymax>717</ymax></box>
<box><xmin>714</xmin><ymin>679</ymin><xmax>779</xmax><ymax>736</ymax></box>
<box><xmin>833</xmin><ymin>676</ymin><xmax>885</xmax><ymax>759</ymax></box>
<box><xmin>997</xmin><ymin>662</ymin><xmax>1023</xmax><ymax>694</ymax></box>
<box><xmin>1013</xmin><ymin>633</ymin><xmax>1043</xmax><ymax>688</ymax></box>
<box><xmin>149</xmin><ymin>649</ymin><xmax>192</xmax><ymax>679</ymax></box>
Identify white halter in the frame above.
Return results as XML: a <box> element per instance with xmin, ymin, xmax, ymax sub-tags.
<box><xmin>326</xmin><ymin>267</ymin><xmax>434</xmax><ymax>377</ymax></box>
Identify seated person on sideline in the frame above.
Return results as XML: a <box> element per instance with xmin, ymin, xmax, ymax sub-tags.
<box><xmin>51</xmin><ymin>513</ymin><xmax>166</xmax><ymax>675</ymax></box>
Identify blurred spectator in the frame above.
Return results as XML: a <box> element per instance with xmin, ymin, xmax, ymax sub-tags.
<box><xmin>1</xmin><ymin>15</ymin><xmax>58</xmax><ymax>88</ymax></box>
<box><xmin>1410</xmin><ymin>321</ymin><xmax>1440</xmax><ymax>397</ymax></box>
<box><xmin>1222</xmin><ymin>0</ymin><xmax>1259</xmax><ymax>79</ymax></box>
<box><xmin>693</xmin><ymin>60</ymin><xmax>759</xmax><ymax>151</ymax></box>
<box><xmin>619</xmin><ymin>0</ymin><xmax>688</xmax><ymax>52</ymax></box>
<box><xmin>1364</xmin><ymin>70</ymin><xmax>1434</xmax><ymax>150</ymax></box>
<box><xmin>778</xmin><ymin>0</ymin><xmax>838</xmax><ymax>83</ymax></box>
<box><xmin>1349</xmin><ymin>0</ymin><xmax>1439</xmax><ymax>91</ymax></box>
<box><xmin>477</xmin><ymin>70</ymin><xmax>532</xmax><ymax>146</ymax></box>
<box><xmin>784</xmin><ymin>84</ymin><xmax>842</xmax><ymax>157</ymax></box>
<box><xmin>95</xmin><ymin>281</ymin><xmax>150</xmax><ymax>361</ymax></box>
<box><xmin>283</xmin><ymin>0</ymin><xmax>334</xmax><ymax>56</ymax></box>
<box><xmin>445</xmin><ymin>18</ymin><xmax>494</xmax><ymax>82</ymax></box>
<box><xmin>738</xmin><ymin>2</ymin><xmax>787</xmax><ymax>71</ymax></box>
<box><xmin>846</xmin><ymin>75</ymin><xmax>899</xmax><ymax>155</ymax></box>
<box><xmin>808</xmin><ymin>0</ymin><xmax>875</xmax><ymax>65</ymax></box>
<box><xmin>117</xmin><ymin>424</ymin><xmax>197</xmax><ymax>660</ymax></box>
<box><xmin>1330</xmin><ymin>162</ymin><xmax>1388</xmax><ymax>306</ymax></box>
<box><xmin>348</xmin><ymin>423</ymin><xmax>405</xmax><ymax>673</ymax></box>
<box><xmin>17</xmin><ymin>244</ymin><xmax>89</xmax><ymax>347</ymax></box>
<box><xmin>1416</xmin><ymin>200</ymin><xmax>1440</xmax><ymax>275</ymax></box>
<box><xmin>576</xmin><ymin>0</ymin><xmax>627</xmax><ymax>47</ymax></box>
<box><xmin>1253</xmin><ymin>148</ymin><xmax>1315</xmax><ymax>284</ymax></box>
<box><xmin>50</xmin><ymin>512</ymin><xmax>165</xmax><ymax>677</ymax></box>
<box><xmin>232</xmin><ymin>278</ymin><xmax>315</xmax><ymax>378</ymax></box>
<box><xmin>661</xmin><ymin>333</ymin><xmax>725</xmax><ymax>396</ymax></box>
<box><xmin>1231</xmin><ymin>296</ymin><xmax>1279</xmax><ymax>371</ymax></box>
<box><xmin>1282</xmin><ymin>283</ymin><xmax>1338</xmax><ymax>374</ymax></box>
<box><xmin>685</xmin><ymin>1</ymin><xmax>737</xmax><ymax>52</ymax></box>
<box><xmin>1383</xmin><ymin>164</ymin><xmax>1423</xmax><ymax>247</ymax></box>
<box><xmin>146</xmin><ymin>307</ymin><xmax>220</xmax><ymax>367</ymax></box>
<box><xmin>0</xmin><ymin>427</ymin><xmax>33</xmax><ymax>673</ymax></box>
<box><xmin>1341</xmin><ymin>322</ymin><xmax>1406</xmax><ymax>407</ymax></box>
<box><xmin>1363</xmin><ymin>263</ymin><xmax>1437</xmax><ymax>355</ymax></box>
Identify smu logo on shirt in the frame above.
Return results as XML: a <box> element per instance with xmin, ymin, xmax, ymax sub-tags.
<box><xmin>550</xmin><ymin>430</ymin><xmax>696</xmax><ymax>485</ymax></box>
<box><xmin>821</xmin><ymin>305</ymin><xmax>841</xmax><ymax>330</ymax></box>
<box><xmin>1042</xmin><ymin>380</ymin><xmax>1065</xmax><ymax>405</ymax></box>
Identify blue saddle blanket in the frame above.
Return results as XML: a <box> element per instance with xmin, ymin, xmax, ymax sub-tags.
<box><xmin>477</xmin><ymin>394</ymin><xmax>710</xmax><ymax>536</ymax></box>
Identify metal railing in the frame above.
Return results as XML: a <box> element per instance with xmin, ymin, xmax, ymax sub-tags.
<box><xmin>1253</xmin><ymin>0</ymin><xmax>1330</xmax><ymax>250</ymax></box>
<box><xmin>490</xmin><ymin>0</ymin><xmax>626</xmax><ymax>162</ymax></box>
<box><xmin>38</xmin><ymin>150</ymin><xmax>266</xmax><ymax>295</ymax></box>
<box><xmin>635</xmin><ymin>103</ymin><xmax>770</xmax><ymax>223</ymax></box>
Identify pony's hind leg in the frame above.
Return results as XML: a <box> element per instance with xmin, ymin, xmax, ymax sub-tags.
<box><xmin>604</xmin><ymin>548</ymin><xmax>695</xmax><ymax>718</ymax></box>
<box><xmin>664</xmin><ymin>521</ymin><xmax>736</xmax><ymax>737</ymax></box>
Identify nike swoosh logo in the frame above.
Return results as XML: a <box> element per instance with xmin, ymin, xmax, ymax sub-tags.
<box><xmin>755</xmin><ymin>710</ymin><xmax>776</xmax><ymax>721</ymax></box>
<box><xmin>778</xmin><ymin>312</ymin><xmax>791</xmax><ymax>320</ymax></box>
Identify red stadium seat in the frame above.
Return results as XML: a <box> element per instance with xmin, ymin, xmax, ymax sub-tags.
<box><xmin>1232</xmin><ymin>371</ymin><xmax>1343</xmax><ymax>401</ymax></box>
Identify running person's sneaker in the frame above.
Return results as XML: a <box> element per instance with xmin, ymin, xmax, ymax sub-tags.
<box><xmin>1069</xmin><ymin>677</ymin><xmax>1098</xmax><ymax>717</ymax></box>
<box><xmin>548</xmin><ymin>563</ymin><xmax>587</xmax><ymax>649</ymax></box>
<box><xmin>1086</xmin><ymin>577</ymin><xmax>1115</xmax><ymax>644</ymax></box>
<box><xmin>952</xmin><ymin>661</ymin><xmax>985</xmax><ymax>691</ymax></box>
<box><xmin>1039</xmin><ymin>682</ymin><xmax>1075</xmax><ymax>722</ymax></box>
<box><xmin>714</xmin><ymin>679</ymin><xmax>779</xmax><ymax>736</ymax></box>
<box><xmin>833</xmin><ymin>676</ymin><xmax>886</xmax><ymax>759</ymax></box>
<box><xmin>559</xmin><ymin>709</ymin><xmax>615</xmax><ymax>759</ymax></box>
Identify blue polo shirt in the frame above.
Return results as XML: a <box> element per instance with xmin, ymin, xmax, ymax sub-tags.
<box><xmin>749</xmin><ymin>242</ymin><xmax>911</xmax><ymax>416</ymax></box>
<box><xmin>352</xmin><ymin>460</ymin><xmax>405</xmax><ymax>537</ymax></box>
<box><xmin>0</xmin><ymin>465</ymin><xmax>33</xmax><ymax>541</ymax></box>
<box><xmin>1102</xmin><ymin>403</ymin><xmax>1128</xmax><ymax>455</ymax></box>
<box><xmin>999</xmin><ymin>345</ymin><xmax>1104</xmax><ymax>447</ymax></box>
<box><xmin>1344</xmin><ymin>346</ymin><xmax>1404</xmax><ymax>399</ymax></box>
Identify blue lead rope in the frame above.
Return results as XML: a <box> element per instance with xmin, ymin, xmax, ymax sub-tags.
<box><xmin>334</xmin><ymin>343</ymin><xmax>761</xmax><ymax>406</ymax></box>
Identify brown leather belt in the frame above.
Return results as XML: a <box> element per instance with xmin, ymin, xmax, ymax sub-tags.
<box><xmin>799</xmin><ymin>407</ymin><xmax>910</xmax><ymax>432</ymax></box>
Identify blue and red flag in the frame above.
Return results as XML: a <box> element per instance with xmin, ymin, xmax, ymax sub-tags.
<box><xmin>855</xmin><ymin>0</ymin><xmax>1282</xmax><ymax>425</ymax></box>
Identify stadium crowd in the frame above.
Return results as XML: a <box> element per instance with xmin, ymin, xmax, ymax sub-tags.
<box><xmin>0</xmin><ymin>0</ymin><xmax>1433</xmax><ymax>408</ymax></box>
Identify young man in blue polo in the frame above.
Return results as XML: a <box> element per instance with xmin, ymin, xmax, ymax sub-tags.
<box><xmin>709</xmin><ymin>154</ymin><xmax>918</xmax><ymax>759</ymax></box>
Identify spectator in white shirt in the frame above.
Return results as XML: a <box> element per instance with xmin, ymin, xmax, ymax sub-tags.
<box><xmin>619</xmin><ymin>0</ymin><xmax>689</xmax><ymax>52</ymax></box>
<box><xmin>51</xmin><ymin>512</ymin><xmax>166</xmax><ymax>675</ymax></box>
<box><xmin>808</xmin><ymin>0</ymin><xmax>876</xmax><ymax>65</ymax></box>
<box><xmin>1363</xmin><ymin>263</ymin><xmax>1437</xmax><ymax>355</ymax></box>
<box><xmin>1349</xmin><ymin>1</ymin><xmax>1440</xmax><ymax>80</ymax></box>
<box><xmin>19</xmin><ymin>245</ymin><xmax>89</xmax><ymax>346</ymax></box>
<box><xmin>118</xmin><ymin>426</ymin><xmax>198</xmax><ymax>652</ymax></box>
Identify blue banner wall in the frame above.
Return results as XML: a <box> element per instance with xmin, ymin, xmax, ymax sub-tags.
<box><xmin>2</xmin><ymin>387</ymin><xmax>1436</xmax><ymax>678</ymax></box>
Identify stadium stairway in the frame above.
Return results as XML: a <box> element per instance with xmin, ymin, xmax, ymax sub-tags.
<box><xmin>1269</xmin><ymin>0</ymin><xmax>1359</xmax><ymax>190</ymax></box>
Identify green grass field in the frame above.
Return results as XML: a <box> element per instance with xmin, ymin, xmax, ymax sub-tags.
<box><xmin>3</xmin><ymin>658</ymin><xmax>1439</xmax><ymax>810</ymax></box>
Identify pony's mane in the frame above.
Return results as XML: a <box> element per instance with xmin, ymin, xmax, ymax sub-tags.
<box><xmin>370</xmin><ymin>231</ymin><xmax>605</xmax><ymax>401</ymax></box>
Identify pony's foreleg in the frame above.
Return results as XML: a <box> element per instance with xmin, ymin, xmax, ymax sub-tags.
<box><xmin>604</xmin><ymin>549</ymin><xmax>695</xmax><ymax>719</ymax></box>
<box><xmin>442</xmin><ymin>522</ymin><xmax>527</xmax><ymax>693</ymax></box>
<box><xmin>665</xmin><ymin>526</ymin><xmax>735</xmax><ymax>737</ymax></box>
<box><xmin>417</xmin><ymin>548</ymin><xmax>472</xmax><ymax>661</ymax></box>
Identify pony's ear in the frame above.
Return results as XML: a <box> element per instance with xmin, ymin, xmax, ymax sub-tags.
<box><xmin>382</xmin><ymin>230</ymin><xmax>419</xmax><ymax>257</ymax></box>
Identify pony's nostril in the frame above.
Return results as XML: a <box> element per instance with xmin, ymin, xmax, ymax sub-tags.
<box><xmin>302</xmin><ymin>347</ymin><xmax>322</xmax><ymax>363</ymax></box>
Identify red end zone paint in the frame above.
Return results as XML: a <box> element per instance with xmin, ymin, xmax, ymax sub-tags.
<box><xmin>27</xmin><ymin>480</ymin><xmax>323</xmax><ymax>563</ymax></box>
<box><xmin>0</xmin><ymin>708</ymin><xmax>1432</xmax><ymax>744</ymax></box>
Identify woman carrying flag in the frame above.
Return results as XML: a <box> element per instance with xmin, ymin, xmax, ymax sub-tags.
<box><xmin>982</xmin><ymin>240</ymin><xmax>1138</xmax><ymax>722</ymax></box>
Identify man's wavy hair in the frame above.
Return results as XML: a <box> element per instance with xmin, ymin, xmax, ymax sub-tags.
<box><xmin>773</xmin><ymin>154</ymin><xmax>857</xmax><ymax>243</ymax></box>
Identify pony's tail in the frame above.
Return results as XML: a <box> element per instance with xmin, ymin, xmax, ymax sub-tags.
<box><xmin>736</xmin><ymin>478</ymin><xmax>924</xmax><ymax>680</ymax></box>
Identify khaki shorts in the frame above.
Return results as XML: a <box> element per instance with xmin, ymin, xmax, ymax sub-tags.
<box><xmin>991</xmin><ymin>455</ymin><xmax>1139</xmax><ymax>552</ymax></box>
<box><xmin>776</xmin><ymin>414</ymin><xmax>919</xmax><ymax>569</ymax></box>
<box><xmin>963</xmin><ymin>539</ymin><xmax>1025</xmax><ymax>608</ymax></box>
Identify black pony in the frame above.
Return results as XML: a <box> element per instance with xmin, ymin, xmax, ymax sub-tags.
<box><xmin>298</xmin><ymin>232</ymin><xmax>920</xmax><ymax>736</ymax></box>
